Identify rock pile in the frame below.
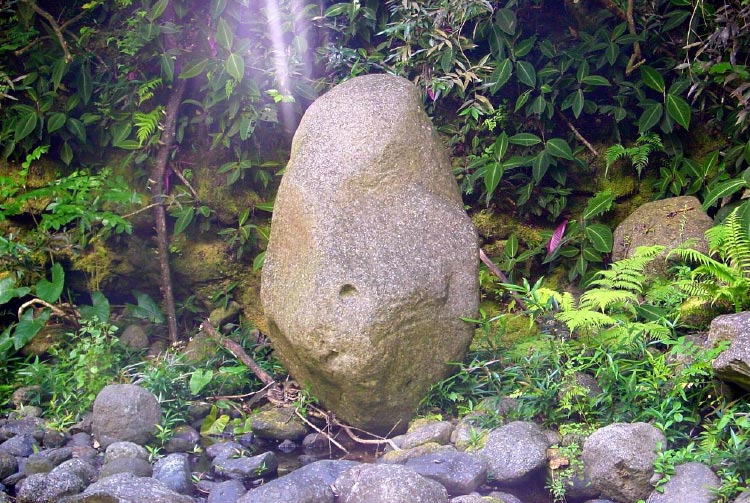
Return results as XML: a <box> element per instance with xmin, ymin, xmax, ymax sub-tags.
<box><xmin>0</xmin><ymin>382</ymin><xmax>737</xmax><ymax>503</ymax></box>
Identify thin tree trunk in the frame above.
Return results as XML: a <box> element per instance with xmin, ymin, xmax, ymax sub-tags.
<box><xmin>151</xmin><ymin>78</ymin><xmax>186</xmax><ymax>343</ymax></box>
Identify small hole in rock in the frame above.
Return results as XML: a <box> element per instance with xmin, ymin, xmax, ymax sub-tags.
<box><xmin>339</xmin><ymin>284</ymin><xmax>358</xmax><ymax>298</ymax></box>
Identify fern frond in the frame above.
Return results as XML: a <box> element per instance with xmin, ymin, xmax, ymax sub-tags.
<box><xmin>693</xmin><ymin>262</ymin><xmax>743</xmax><ymax>284</ymax></box>
<box><xmin>579</xmin><ymin>288</ymin><xmax>638</xmax><ymax>312</ymax></box>
<box><xmin>631</xmin><ymin>148</ymin><xmax>650</xmax><ymax>176</ymax></box>
<box><xmin>605</xmin><ymin>144</ymin><xmax>628</xmax><ymax>166</ymax></box>
<box><xmin>674</xmin><ymin>279</ymin><xmax>712</xmax><ymax>299</ymax></box>
<box><xmin>137</xmin><ymin>77</ymin><xmax>163</xmax><ymax>105</ymax></box>
<box><xmin>556</xmin><ymin>309</ymin><xmax>617</xmax><ymax>333</ymax></box>
<box><xmin>723</xmin><ymin>209</ymin><xmax>750</xmax><ymax>277</ymax></box>
<box><xmin>559</xmin><ymin>292</ymin><xmax>576</xmax><ymax>311</ymax></box>
<box><xmin>591</xmin><ymin>245</ymin><xmax>664</xmax><ymax>293</ymax></box>
<box><xmin>133</xmin><ymin>106</ymin><xmax>164</xmax><ymax>146</ymax></box>
<box><xmin>669</xmin><ymin>246</ymin><xmax>724</xmax><ymax>270</ymax></box>
<box><xmin>605</xmin><ymin>144</ymin><xmax>628</xmax><ymax>177</ymax></box>
<box><xmin>636</xmin><ymin>132</ymin><xmax>664</xmax><ymax>149</ymax></box>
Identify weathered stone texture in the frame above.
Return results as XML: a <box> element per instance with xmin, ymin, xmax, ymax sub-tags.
<box><xmin>261</xmin><ymin>74</ymin><xmax>479</xmax><ymax>434</ymax></box>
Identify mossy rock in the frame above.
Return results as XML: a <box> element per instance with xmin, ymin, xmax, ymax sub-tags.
<box><xmin>679</xmin><ymin>297</ymin><xmax>727</xmax><ymax>329</ymax></box>
<box><xmin>0</xmin><ymin>157</ymin><xmax>63</xmax><ymax>214</ymax></box>
<box><xmin>191</xmin><ymin>153</ymin><xmax>266</xmax><ymax>226</ymax></box>
<box><xmin>470</xmin><ymin>313</ymin><xmax>539</xmax><ymax>354</ymax></box>
<box><xmin>471</xmin><ymin>210</ymin><xmax>544</xmax><ymax>246</ymax></box>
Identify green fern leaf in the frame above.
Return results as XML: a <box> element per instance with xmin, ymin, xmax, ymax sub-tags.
<box><xmin>556</xmin><ymin>309</ymin><xmax>617</xmax><ymax>333</ymax></box>
<box><xmin>580</xmin><ymin>288</ymin><xmax>638</xmax><ymax>312</ymax></box>
<box><xmin>133</xmin><ymin>107</ymin><xmax>163</xmax><ymax>146</ymax></box>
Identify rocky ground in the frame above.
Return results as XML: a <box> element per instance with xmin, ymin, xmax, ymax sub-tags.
<box><xmin>0</xmin><ymin>381</ymin><xmax>738</xmax><ymax>503</ymax></box>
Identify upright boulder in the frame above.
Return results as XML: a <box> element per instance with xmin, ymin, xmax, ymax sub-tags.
<box><xmin>708</xmin><ymin>311</ymin><xmax>750</xmax><ymax>390</ymax></box>
<box><xmin>583</xmin><ymin>422</ymin><xmax>666</xmax><ymax>502</ymax></box>
<box><xmin>92</xmin><ymin>385</ymin><xmax>162</xmax><ymax>449</ymax></box>
<box><xmin>612</xmin><ymin>196</ymin><xmax>713</xmax><ymax>275</ymax></box>
<box><xmin>261</xmin><ymin>74</ymin><xmax>479</xmax><ymax>434</ymax></box>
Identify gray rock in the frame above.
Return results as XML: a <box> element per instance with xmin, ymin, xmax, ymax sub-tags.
<box><xmin>237</xmin><ymin>459</ymin><xmax>359</xmax><ymax>503</ymax></box>
<box><xmin>583</xmin><ymin>422</ymin><xmax>666</xmax><ymax>502</ymax></box>
<box><xmin>486</xmin><ymin>492</ymin><xmax>525</xmax><ymax>503</ymax></box>
<box><xmin>118</xmin><ymin>324</ymin><xmax>150</xmax><ymax>350</ymax></box>
<box><xmin>552</xmin><ymin>471</ymin><xmax>599</xmax><ymax>501</ymax></box>
<box><xmin>68</xmin><ymin>432</ymin><xmax>93</xmax><ymax>447</ymax></box>
<box><xmin>451</xmin><ymin>495</ymin><xmax>505</xmax><ymax>503</ymax></box>
<box><xmin>11</xmin><ymin>386</ymin><xmax>42</xmax><ymax>407</ymax></box>
<box><xmin>165</xmin><ymin>425</ymin><xmax>200</xmax><ymax>453</ymax></box>
<box><xmin>0</xmin><ymin>433</ymin><xmax>37</xmax><ymax>457</ymax></box>
<box><xmin>212</xmin><ymin>451</ymin><xmax>277</xmax><ymax>480</ymax></box>
<box><xmin>42</xmin><ymin>429</ymin><xmax>68</xmax><ymax>448</ymax></box>
<box><xmin>478</xmin><ymin>421</ymin><xmax>550</xmax><ymax>484</ymax></box>
<box><xmin>708</xmin><ymin>312</ymin><xmax>750</xmax><ymax>390</ymax></box>
<box><xmin>378</xmin><ymin>443</ymin><xmax>456</xmax><ymax>465</ymax></box>
<box><xmin>208</xmin><ymin>479</ymin><xmax>247</xmax><ymax>503</ymax></box>
<box><xmin>104</xmin><ymin>441</ymin><xmax>150</xmax><ymax>463</ymax></box>
<box><xmin>60</xmin><ymin>472</ymin><xmax>196</xmax><ymax>503</ymax></box>
<box><xmin>0</xmin><ymin>451</ymin><xmax>18</xmax><ymax>479</ymax></box>
<box><xmin>249</xmin><ymin>407</ymin><xmax>308</xmax><ymax>441</ymax></box>
<box><xmin>612</xmin><ymin>196</ymin><xmax>714</xmax><ymax>275</ymax></box>
<box><xmin>261</xmin><ymin>73</ymin><xmax>479</xmax><ymax>435</ymax></box>
<box><xmin>92</xmin><ymin>384</ymin><xmax>162</xmax><ymax>448</ymax></box>
<box><xmin>208</xmin><ymin>301</ymin><xmax>241</xmax><ymax>326</ymax></box>
<box><xmin>153</xmin><ymin>453</ymin><xmax>193</xmax><ymax>494</ymax></box>
<box><xmin>646</xmin><ymin>462</ymin><xmax>720</xmax><ymax>503</ymax></box>
<box><xmin>405</xmin><ymin>450</ymin><xmax>488</xmax><ymax>495</ymax></box>
<box><xmin>395</xmin><ymin>420</ymin><xmax>454</xmax><ymax>450</ymax></box>
<box><xmin>333</xmin><ymin>463</ymin><xmax>449</xmax><ymax>503</ymax></box>
<box><xmin>16</xmin><ymin>471</ymin><xmax>86</xmax><ymax>503</ymax></box>
<box><xmin>50</xmin><ymin>458</ymin><xmax>97</xmax><ymax>485</ymax></box>
<box><xmin>451</xmin><ymin>417</ymin><xmax>488</xmax><ymax>452</ymax></box>
<box><xmin>0</xmin><ymin>417</ymin><xmax>46</xmax><ymax>439</ymax></box>
<box><xmin>206</xmin><ymin>441</ymin><xmax>250</xmax><ymax>460</ymax></box>
<box><xmin>736</xmin><ymin>490</ymin><xmax>750</xmax><ymax>502</ymax></box>
<box><xmin>70</xmin><ymin>445</ymin><xmax>98</xmax><ymax>465</ymax></box>
<box><xmin>99</xmin><ymin>456</ymin><xmax>153</xmax><ymax>478</ymax></box>
<box><xmin>23</xmin><ymin>454</ymin><xmax>53</xmax><ymax>475</ymax></box>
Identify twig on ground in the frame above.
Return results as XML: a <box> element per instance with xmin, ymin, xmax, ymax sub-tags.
<box><xmin>294</xmin><ymin>408</ymin><xmax>350</xmax><ymax>454</ymax></box>
<box><xmin>336</xmin><ymin>421</ymin><xmax>401</xmax><ymax>452</ymax></box>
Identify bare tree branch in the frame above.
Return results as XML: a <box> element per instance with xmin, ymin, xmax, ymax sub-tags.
<box><xmin>20</xmin><ymin>0</ymin><xmax>72</xmax><ymax>62</ymax></box>
<box><xmin>201</xmin><ymin>320</ymin><xmax>277</xmax><ymax>387</ymax></box>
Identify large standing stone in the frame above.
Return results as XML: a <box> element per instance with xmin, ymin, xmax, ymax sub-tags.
<box><xmin>261</xmin><ymin>74</ymin><xmax>479</xmax><ymax>434</ymax></box>
<box><xmin>92</xmin><ymin>384</ymin><xmax>162</xmax><ymax>449</ymax></box>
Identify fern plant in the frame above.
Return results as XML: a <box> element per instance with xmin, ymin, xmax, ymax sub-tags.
<box><xmin>605</xmin><ymin>132</ymin><xmax>664</xmax><ymax>178</ymax></box>
<box><xmin>669</xmin><ymin>208</ymin><xmax>750</xmax><ymax>312</ymax></box>
<box><xmin>133</xmin><ymin>106</ymin><xmax>164</xmax><ymax>146</ymax></box>
<box><xmin>555</xmin><ymin>245</ymin><xmax>672</xmax><ymax>346</ymax></box>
